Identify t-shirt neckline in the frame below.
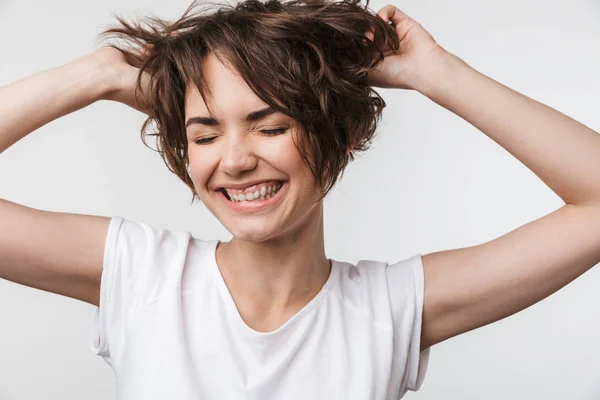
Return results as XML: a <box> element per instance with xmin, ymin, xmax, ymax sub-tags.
<box><xmin>208</xmin><ymin>239</ymin><xmax>338</xmax><ymax>342</ymax></box>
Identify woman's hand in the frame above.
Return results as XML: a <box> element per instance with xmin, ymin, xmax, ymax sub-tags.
<box><xmin>92</xmin><ymin>45</ymin><xmax>152</xmax><ymax>115</ymax></box>
<box><xmin>365</xmin><ymin>5</ymin><xmax>448</xmax><ymax>90</ymax></box>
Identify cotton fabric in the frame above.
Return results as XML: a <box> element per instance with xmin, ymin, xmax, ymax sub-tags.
<box><xmin>90</xmin><ymin>216</ymin><xmax>430</xmax><ymax>399</ymax></box>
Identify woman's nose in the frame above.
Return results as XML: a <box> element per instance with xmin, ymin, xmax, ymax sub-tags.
<box><xmin>219</xmin><ymin>138</ymin><xmax>258</xmax><ymax>175</ymax></box>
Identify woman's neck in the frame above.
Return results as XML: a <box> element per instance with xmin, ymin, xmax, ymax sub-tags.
<box><xmin>215</xmin><ymin>202</ymin><xmax>330</xmax><ymax>319</ymax></box>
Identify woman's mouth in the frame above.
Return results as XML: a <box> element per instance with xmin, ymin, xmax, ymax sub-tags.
<box><xmin>217</xmin><ymin>181</ymin><xmax>288</xmax><ymax>212</ymax></box>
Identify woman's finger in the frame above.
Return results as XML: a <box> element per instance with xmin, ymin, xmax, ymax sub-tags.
<box><xmin>377</xmin><ymin>4</ymin><xmax>416</xmax><ymax>26</ymax></box>
<box><xmin>365</xmin><ymin>5</ymin><xmax>415</xmax><ymax>41</ymax></box>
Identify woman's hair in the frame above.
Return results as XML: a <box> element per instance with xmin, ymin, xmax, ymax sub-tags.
<box><xmin>97</xmin><ymin>0</ymin><xmax>399</xmax><ymax>204</ymax></box>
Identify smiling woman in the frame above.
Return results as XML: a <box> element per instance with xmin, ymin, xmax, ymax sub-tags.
<box><xmin>180</xmin><ymin>50</ymin><xmax>328</xmax><ymax>248</ymax></box>
<box><xmin>5</xmin><ymin>0</ymin><xmax>599</xmax><ymax>398</ymax></box>
<box><xmin>23</xmin><ymin>0</ymin><xmax>437</xmax><ymax>397</ymax></box>
<box><xmin>97</xmin><ymin>0</ymin><xmax>399</xmax><ymax>205</ymax></box>
<box><xmin>73</xmin><ymin>1</ymin><xmax>429</xmax><ymax>398</ymax></box>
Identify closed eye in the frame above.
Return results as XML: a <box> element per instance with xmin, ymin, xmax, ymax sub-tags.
<box><xmin>194</xmin><ymin>137</ymin><xmax>216</xmax><ymax>145</ymax></box>
<box><xmin>193</xmin><ymin>127</ymin><xmax>287</xmax><ymax>145</ymax></box>
<box><xmin>260</xmin><ymin>128</ymin><xmax>288</xmax><ymax>135</ymax></box>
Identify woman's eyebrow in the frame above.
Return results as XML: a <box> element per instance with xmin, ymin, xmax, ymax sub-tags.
<box><xmin>185</xmin><ymin>106</ymin><xmax>277</xmax><ymax>128</ymax></box>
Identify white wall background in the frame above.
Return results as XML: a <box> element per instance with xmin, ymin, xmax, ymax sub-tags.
<box><xmin>1</xmin><ymin>0</ymin><xmax>599</xmax><ymax>398</ymax></box>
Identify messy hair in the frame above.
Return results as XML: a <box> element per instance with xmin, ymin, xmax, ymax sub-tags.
<box><xmin>97</xmin><ymin>0</ymin><xmax>398</xmax><ymax>204</ymax></box>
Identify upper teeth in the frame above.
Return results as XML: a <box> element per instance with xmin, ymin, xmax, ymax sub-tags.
<box><xmin>225</xmin><ymin>182</ymin><xmax>283</xmax><ymax>202</ymax></box>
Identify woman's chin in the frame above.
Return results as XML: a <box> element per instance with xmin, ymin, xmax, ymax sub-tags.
<box><xmin>228</xmin><ymin>226</ymin><xmax>280</xmax><ymax>243</ymax></box>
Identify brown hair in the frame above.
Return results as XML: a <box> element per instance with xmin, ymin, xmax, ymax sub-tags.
<box><xmin>97</xmin><ymin>0</ymin><xmax>398</xmax><ymax>204</ymax></box>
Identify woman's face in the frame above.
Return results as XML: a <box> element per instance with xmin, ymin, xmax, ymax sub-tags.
<box><xmin>185</xmin><ymin>53</ymin><xmax>323</xmax><ymax>242</ymax></box>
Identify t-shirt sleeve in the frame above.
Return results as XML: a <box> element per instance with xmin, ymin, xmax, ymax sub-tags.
<box><xmin>385</xmin><ymin>254</ymin><xmax>430</xmax><ymax>392</ymax></box>
<box><xmin>89</xmin><ymin>216</ymin><xmax>152</xmax><ymax>359</ymax></box>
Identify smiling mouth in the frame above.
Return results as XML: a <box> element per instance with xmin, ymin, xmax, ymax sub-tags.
<box><xmin>218</xmin><ymin>180</ymin><xmax>286</xmax><ymax>202</ymax></box>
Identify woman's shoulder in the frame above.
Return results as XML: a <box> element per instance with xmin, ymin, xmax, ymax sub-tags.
<box><xmin>104</xmin><ymin>216</ymin><xmax>219</xmax><ymax>271</ymax></box>
<box><xmin>334</xmin><ymin>253</ymin><xmax>423</xmax><ymax>281</ymax></box>
<box><xmin>330</xmin><ymin>253</ymin><xmax>424</xmax><ymax>313</ymax></box>
<box><xmin>108</xmin><ymin>216</ymin><xmax>217</xmax><ymax>245</ymax></box>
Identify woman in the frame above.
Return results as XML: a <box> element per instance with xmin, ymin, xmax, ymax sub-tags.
<box><xmin>0</xmin><ymin>0</ymin><xmax>599</xmax><ymax>398</ymax></box>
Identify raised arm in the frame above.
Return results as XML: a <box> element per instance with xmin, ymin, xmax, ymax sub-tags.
<box><xmin>416</xmin><ymin>51</ymin><xmax>600</xmax><ymax>350</ymax></box>
<box><xmin>365</xmin><ymin>5</ymin><xmax>600</xmax><ymax>351</ymax></box>
<box><xmin>0</xmin><ymin>53</ymin><xmax>110</xmax><ymax>153</ymax></box>
<box><xmin>0</xmin><ymin>50</ymin><xmax>131</xmax><ymax>306</ymax></box>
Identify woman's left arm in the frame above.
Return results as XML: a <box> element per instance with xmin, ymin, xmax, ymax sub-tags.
<box><xmin>417</xmin><ymin>47</ymin><xmax>600</xmax><ymax>351</ymax></box>
<box><xmin>367</xmin><ymin>5</ymin><xmax>600</xmax><ymax>351</ymax></box>
<box><xmin>418</xmin><ymin>50</ymin><xmax>600</xmax><ymax>207</ymax></box>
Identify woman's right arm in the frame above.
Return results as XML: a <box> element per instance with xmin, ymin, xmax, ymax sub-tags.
<box><xmin>0</xmin><ymin>50</ymin><xmax>129</xmax><ymax>307</ymax></box>
<box><xmin>0</xmin><ymin>52</ymin><xmax>116</xmax><ymax>153</ymax></box>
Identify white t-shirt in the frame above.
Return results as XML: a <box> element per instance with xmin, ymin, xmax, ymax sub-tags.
<box><xmin>90</xmin><ymin>216</ymin><xmax>430</xmax><ymax>399</ymax></box>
